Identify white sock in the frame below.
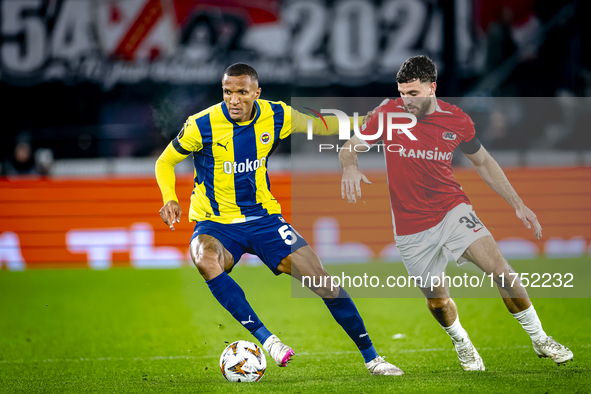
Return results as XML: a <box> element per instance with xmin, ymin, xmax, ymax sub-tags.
<box><xmin>441</xmin><ymin>316</ymin><xmax>470</xmax><ymax>343</ymax></box>
<box><xmin>512</xmin><ymin>304</ymin><xmax>546</xmax><ymax>342</ymax></box>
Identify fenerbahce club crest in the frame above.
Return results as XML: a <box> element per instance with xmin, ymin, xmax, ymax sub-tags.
<box><xmin>260</xmin><ymin>132</ymin><xmax>271</xmax><ymax>144</ymax></box>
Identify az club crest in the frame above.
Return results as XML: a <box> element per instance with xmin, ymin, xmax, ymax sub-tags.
<box><xmin>442</xmin><ymin>132</ymin><xmax>456</xmax><ymax>141</ymax></box>
<box><xmin>260</xmin><ymin>132</ymin><xmax>271</xmax><ymax>144</ymax></box>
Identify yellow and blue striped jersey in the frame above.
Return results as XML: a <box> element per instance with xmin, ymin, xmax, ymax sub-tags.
<box><xmin>173</xmin><ymin>99</ymin><xmax>289</xmax><ymax>224</ymax></box>
<box><xmin>156</xmin><ymin>98</ymin><xmax>361</xmax><ymax>224</ymax></box>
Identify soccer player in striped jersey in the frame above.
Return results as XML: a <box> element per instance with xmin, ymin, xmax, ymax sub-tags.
<box><xmin>155</xmin><ymin>63</ymin><xmax>402</xmax><ymax>375</ymax></box>
<box><xmin>340</xmin><ymin>55</ymin><xmax>573</xmax><ymax>371</ymax></box>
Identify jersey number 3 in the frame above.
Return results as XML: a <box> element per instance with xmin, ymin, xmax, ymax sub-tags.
<box><xmin>459</xmin><ymin>213</ymin><xmax>482</xmax><ymax>229</ymax></box>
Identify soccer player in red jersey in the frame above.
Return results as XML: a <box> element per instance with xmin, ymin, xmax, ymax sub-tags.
<box><xmin>339</xmin><ymin>56</ymin><xmax>572</xmax><ymax>370</ymax></box>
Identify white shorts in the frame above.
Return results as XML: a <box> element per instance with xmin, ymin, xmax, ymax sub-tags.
<box><xmin>395</xmin><ymin>203</ymin><xmax>492</xmax><ymax>288</ymax></box>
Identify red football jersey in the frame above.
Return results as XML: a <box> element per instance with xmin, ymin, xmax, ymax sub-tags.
<box><xmin>358</xmin><ymin>98</ymin><xmax>476</xmax><ymax>236</ymax></box>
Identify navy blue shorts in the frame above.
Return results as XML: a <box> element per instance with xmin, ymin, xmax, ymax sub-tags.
<box><xmin>190</xmin><ymin>214</ymin><xmax>308</xmax><ymax>275</ymax></box>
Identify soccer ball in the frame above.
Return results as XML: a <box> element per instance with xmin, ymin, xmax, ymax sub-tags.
<box><xmin>219</xmin><ymin>340</ymin><xmax>266</xmax><ymax>382</ymax></box>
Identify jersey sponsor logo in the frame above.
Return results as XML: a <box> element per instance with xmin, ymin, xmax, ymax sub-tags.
<box><xmin>399</xmin><ymin>148</ymin><xmax>452</xmax><ymax>161</ymax></box>
<box><xmin>442</xmin><ymin>132</ymin><xmax>456</xmax><ymax>140</ymax></box>
<box><xmin>223</xmin><ymin>158</ymin><xmax>266</xmax><ymax>174</ymax></box>
<box><xmin>260</xmin><ymin>132</ymin><xmax>271</xmax><ymax>144</ymax></box>
<box><xmin>217</xmin><ymin>142</ymin><xmax>229</xmax><ymax>151</ymax></box>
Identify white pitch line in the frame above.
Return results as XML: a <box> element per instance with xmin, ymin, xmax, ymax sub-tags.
<box><xmin>3</xmin><ymin>343</ymin><xmax>587</xmax><ymax>364</ymax></box>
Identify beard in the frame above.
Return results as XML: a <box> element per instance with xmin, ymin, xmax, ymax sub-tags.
<box><xmin>404</xmin><ymin>98</ymin><xmax>432</xmax><ymax>118</ymax></box>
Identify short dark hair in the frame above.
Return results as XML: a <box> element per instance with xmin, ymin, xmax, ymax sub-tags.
<box><xmin>396</xmin><ymin>55</ymin><xmax>437</xmax><ymax>84</ymax></box>
<box><xmin>224</xmin><ymin>63</ymin><xmax>258</xmax><ymax>82</ymax></box>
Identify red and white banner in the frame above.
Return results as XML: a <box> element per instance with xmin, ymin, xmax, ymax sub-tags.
<box><xmin>0</xmin><ymin>0</ymin><xmax>478</xmax><ymax>88</ymax></box>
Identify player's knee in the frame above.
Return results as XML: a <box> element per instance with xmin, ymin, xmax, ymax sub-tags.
<box><xmin>426</xmin><ymin>297</ymin><xmax>452</xmax><ymax>311</ymax></box>
<box><xmin>193</xmin><ymin>258</ymin><xmax>219</xmax><ymax>279</ymax></box>
<box><xmin>492</xmin><ymin>259</ymin><xmax>515</xmax><ymax>285</ymax></box>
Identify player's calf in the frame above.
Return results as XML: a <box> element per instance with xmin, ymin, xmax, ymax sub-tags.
<box><xmin>285</xmin><ymin>246</ymin><xmax>340</xmax><ymax>299</ymax></box>
<box><xmin>425</xmin><ymin>297</ymin><xmax>456</xmax><ymax>324</ymax></box>
<box><xmin>301</xmin><ymin>274</ymin><xmax>340</xmax><ymax>299</ymax></box>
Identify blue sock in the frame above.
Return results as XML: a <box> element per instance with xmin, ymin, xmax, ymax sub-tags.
<box><xmin>323</xmin><ymin>287</ymin><xmax>378</xmax><ymax>363</ymax></box>
<box><xmin>206</xmin><ymin>272</ymin><xmax>272</xmax><ymax>345</ymax></box>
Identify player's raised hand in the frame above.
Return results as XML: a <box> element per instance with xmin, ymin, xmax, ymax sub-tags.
<box><xmin>515</xmin><ymin>205</ymin><xmax>542</xmax><ymax>240</ymax></box>
<box><xmin>341</xmin><ymin>169</ymin><xmax>372</xmax><ymax>203</ymax></box>
<box><xmin>362</xmin><ymin>109</ymin><xmax>374</xmax><ymax>125</ymax></box>
<box><xmin>159</xmin><ymin>200</ymin><xmax>182</xmax><ymax>231</ymax></box>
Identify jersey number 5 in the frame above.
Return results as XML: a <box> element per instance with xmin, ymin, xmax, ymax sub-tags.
<box><xmin>278</xmin><ymin>225</ymin><xmax>298</xmax><ymax>245</ymax></box>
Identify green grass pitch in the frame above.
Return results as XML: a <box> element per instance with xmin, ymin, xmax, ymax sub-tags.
<box><xmin>1</xmin><ymin>260</ymin><xmax>590</xmax><ymax>393</ymax></box>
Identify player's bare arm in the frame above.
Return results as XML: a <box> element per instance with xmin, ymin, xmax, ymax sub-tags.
<box><xmin>339</xmin><ymin>135</ymin><xmax>372</xmax><ymax>204</ymax></box>
<box><xmin>464</xmin><ymin>145</ymin><xmax>542</xmax><ymax>240</ymax></box>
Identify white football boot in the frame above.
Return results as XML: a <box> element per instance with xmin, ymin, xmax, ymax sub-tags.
<box><xmin>453</xmin><ymin>337</ymin><xmax>485</xmax><ymax>371</ymax></box>
<box><xmin>365</xmin><ymin>356</ymin><xmax>404</xmax><ymax>376</ymax></box>
<box><xmin>263</xmin><ymin>334</ymin><xmax>295</xmax><ymax>367</ymax></box>
<box><xmin>532</xmin><ymin>336</ymin><xmax>573</xmax><ymax>365</ymax></box>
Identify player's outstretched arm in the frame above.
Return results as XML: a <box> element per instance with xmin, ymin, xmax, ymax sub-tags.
<box><xmin>290</xmin><ymin>109</ymin><xmax>368</xmax><ymax>136</ymax></box>
<box><xmin>339</xmin><ymin>135</ymin><xmax>372</xmax><ymax>204</ymax></box>
<box><xmin>155</xmin><ymin>142</ymin><xmax>188</xmax><ymax>231</ymax></box>
<box><xmin>464</xmin><ymin>146</ymin><xmax>542</xmax><ymax>240</ymax></box>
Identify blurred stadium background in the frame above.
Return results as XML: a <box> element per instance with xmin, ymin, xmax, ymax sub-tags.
<box><xmin>1</xmin><ymin>0</ymin><xmax>590</xmax><ymax>270</ymax></box>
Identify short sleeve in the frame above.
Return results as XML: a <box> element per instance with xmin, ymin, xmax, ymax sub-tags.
<box><xmin>458</xmin><ymin>113</ymin><xmax>481</xmax><ymax>154</ymax></box>
<box><xmin>461</xmin><ymin>113</ymin><xmax>476</xmax><ymax>143</ymax></box>
<box><xmin>173</xmin><ymin>118</ymin><xmax>203</xmax><ymax>154</ymax></box>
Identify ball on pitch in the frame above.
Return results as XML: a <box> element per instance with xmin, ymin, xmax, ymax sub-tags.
<box><xmin>219</xmin><ymin>340</ymin><xmax>266</xmax><ymax>382</ymax></box>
